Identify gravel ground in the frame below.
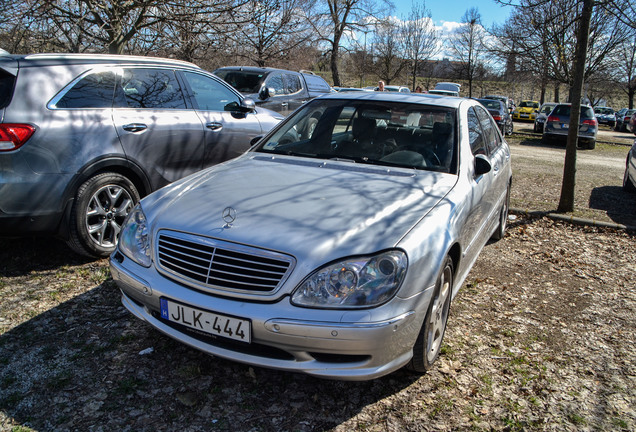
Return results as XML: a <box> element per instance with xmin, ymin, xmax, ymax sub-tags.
<box><xmin>1</xmin><ymin>135</ymin><xmax>635</xmax><ymax>431</ymax></box>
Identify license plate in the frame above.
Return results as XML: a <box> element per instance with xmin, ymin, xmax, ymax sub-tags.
<box><xmin>521</xmin><ymin>114</ymin><xmax>529</xmax><ymax>118</ymax></box>
<box><xmin>160</xmin><ymin>298</ymin><xmax>251</xmax><ymax>343</ymax></box>
<box><xmin>561</xmin><ymin>123</ymin><xmax>569</xmax><ymax>129</ymax></box>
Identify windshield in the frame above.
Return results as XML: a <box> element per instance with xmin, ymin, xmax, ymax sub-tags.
<box><xmin>254</xmin><ymin>99</ymin><xmax>457</xmax><ymax>173</ymax></box>
<box><xmin>477</xmin><ymin>99</ymin><xmax>501</xmax><ymax>110</ymax></box>
<box><xmin>519</xmin><ymin>101</ymin><xmax>539</xmax><ymax>108</ymax></box>
<box><xmin>214</xmin><ymin>70</ymin><xmax>264</xmax><ymax>93</ymax></box>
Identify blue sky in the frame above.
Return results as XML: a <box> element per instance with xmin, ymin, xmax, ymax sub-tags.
<box><xmin>392</xmin><ymin>0</ymin><xmax>514</xmax><ymax>28</ymax></box>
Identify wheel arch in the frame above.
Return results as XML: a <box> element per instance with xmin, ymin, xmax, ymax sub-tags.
<box><xmin>57</xmin><ymin>157</ymin><xmax>151</xmax><ymax>239</ymax></box>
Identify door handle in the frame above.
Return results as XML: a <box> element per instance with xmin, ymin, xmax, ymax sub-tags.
<box><xmin>206</xmin><ymin>122</ymin><xmax>223</xmax><ymax>131</ymax></box>
<box><xmin>122</xmin><ymin>123</ymin><xmax>147</xmax><ymax>132</ymax></box>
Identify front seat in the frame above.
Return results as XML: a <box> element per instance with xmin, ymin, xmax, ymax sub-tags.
<box><xmin>432</xmin><ymin>122</ymin><xmax>454</xmax><ymax>170</ymax></box>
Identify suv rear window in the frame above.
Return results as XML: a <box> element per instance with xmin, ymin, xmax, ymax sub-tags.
<box><xmin>0</xmin><ymin>69</ymin><xmax>16</xmax><ymax>109</ymax></box>
<box><xmin>55</xmin><ymin>71</ymin><xmax>117</xmax><ymax>109</ymax></box>
<box><xmin>215</xmin><ymin>70</ymin><xmax>264</xmax><ymax>93</ymax></box>
<box><xmin>303</xmin><ymin>73</ymin><xmax>331</xmax><ymax>93</ymax></box>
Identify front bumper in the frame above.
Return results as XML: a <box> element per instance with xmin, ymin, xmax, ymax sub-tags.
<box><xmin>513</xmin><ymin>112</ymin><xmax>536</xmax><ymax>121</ymax></box>
<box><xmin>110</xmin><ymin>252</ymin><xmax>428</xmax><ymax>381</ymax></box>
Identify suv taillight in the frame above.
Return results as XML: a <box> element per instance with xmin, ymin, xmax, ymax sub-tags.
<box><xmin>583</xmin><ymin>118</ymin><xmax>597</xmax><ymax>126</ymax></box>
<box><xmin>547</xmin><ymin>115</ymin><xmax>559</xmax><ymax>122</ymax></box>
<box><xmin>492</xmin><ymin>115</ymin><xmax>502</xmax><ymax>121</ymax></box>
<box><xmin>0</xmin><ymin>124</ymin><xmax>35</xmax><ymax>151</ymax></box>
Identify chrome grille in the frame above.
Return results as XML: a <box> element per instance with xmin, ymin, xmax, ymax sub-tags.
<box><xmin>157</xmin><ymin>232</ymin><xmax>293</xmax><ymax>293</ymax></box>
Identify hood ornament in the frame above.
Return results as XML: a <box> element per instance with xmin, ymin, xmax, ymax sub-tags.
<box><xmin>222</xmin><ymin>207</ymin><xmax>237</xmax><ymax>228</ymax></box>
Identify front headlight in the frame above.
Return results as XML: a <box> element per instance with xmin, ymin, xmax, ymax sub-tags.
<box><xmin>291</xmin><ymin>250</ymin><xmax>407</xmax><ymax>309</ymax></box>
<box><xmin>118</xmin><ymin>204</ymin><xmax>151</xmax><ymax>267</ymax></box>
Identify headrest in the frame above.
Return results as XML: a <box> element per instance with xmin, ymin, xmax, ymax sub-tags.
<box><xmin>433</xmin><ymin>122</ymin><xmax>452</xmax><ymax>136</ymax></box>
<box><xmin>353</xmin><ymin>116</ymin><xmax>376</xmax><ymax>136</ymax></box>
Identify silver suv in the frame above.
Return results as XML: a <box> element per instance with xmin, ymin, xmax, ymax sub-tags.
<box><xmin>0</xmin><ymin>53</ymin><xmax>282</xmax><ymax>257</ymax></box>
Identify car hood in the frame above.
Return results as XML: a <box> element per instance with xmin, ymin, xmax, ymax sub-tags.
<box><xmin>144</xmin><ymin>154</ymin><xmax>457</xmax><ymax>265</ymax></box>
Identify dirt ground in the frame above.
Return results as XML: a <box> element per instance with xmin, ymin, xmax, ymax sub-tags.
<box><xmin>0</xmin><ymin>132</ymin><xmax>635</xmax><ymax>431</ymax></box>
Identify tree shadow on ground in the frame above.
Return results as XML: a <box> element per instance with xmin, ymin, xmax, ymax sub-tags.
<box><xmin>0</xmin><ymin>281</ymin><xmax>421</xmax><ymax>431</ymax></box>
<box><xmin>0</xmin><ymin>237</ymin><xmax>97</xmax><ymax>277</ymax></box>
<box><xmin>589</xmin><ymin>186</ymin><xmax>636</xmax><ymax>227</ymax></box>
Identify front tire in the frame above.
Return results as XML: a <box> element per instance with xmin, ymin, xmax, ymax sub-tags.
<box><xmin>407</xmin><ymin>256</ymin><xmax>454</xmax><ymax>373</ymax></box>
<box><xmin>67</xmin><ymin>173</ymin><xmax>140</xmax><ymax>257</ymax></box>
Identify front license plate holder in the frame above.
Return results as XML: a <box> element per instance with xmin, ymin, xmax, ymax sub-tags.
<box><xmin>160</xmin><ymin>298</ymin><xmax>251</xmax><ymax>343</ymax></box>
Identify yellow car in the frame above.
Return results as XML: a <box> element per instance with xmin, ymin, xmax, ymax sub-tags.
<box><xmin>513</xmin><ymin>100</ymin><xmax>540</xmax><ymax>121</ymax></box>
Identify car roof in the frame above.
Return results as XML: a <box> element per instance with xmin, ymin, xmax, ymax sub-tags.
<box><xmin>319</xmin><ymin>91</ymin><xmax>465</xmax><ymax>108</ymax></box>
<box><xmin>0</xmin><ymin>53</ymin><xmax>200</xmax><ymax>75</ymax></box>
<box><xmin>215</xmin><ymin>66</ymin><xmax>287</xmax><ymax>74</ymax></box>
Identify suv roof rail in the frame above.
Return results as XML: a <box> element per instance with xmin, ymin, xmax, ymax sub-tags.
<box><xmin>299</xmin><ymin>70</ymin><xmax>316</xmax><ymax>75</ymax></box>
<box><xmin>21</xmin><ymin>53</ymin><xmax>199</xmax><ymax>68</ymax></box>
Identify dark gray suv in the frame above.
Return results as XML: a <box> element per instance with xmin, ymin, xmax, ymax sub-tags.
<box><xmin>0</xmin><ymin>53</ymin><xmax>282</xmax><ymax>257</ymax></box>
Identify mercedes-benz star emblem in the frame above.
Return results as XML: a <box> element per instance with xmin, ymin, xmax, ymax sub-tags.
<box><xmin>222</xmin><ymin>207</ymin><xmax>237</xmax><ymax>227</ymax></box>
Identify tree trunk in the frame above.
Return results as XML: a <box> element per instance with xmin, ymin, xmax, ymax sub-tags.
<box><xmin>557</xmin><ymin>0</ymin><xmax>593</xmax><ymax>213</ymax></box>
<box><xmin>330</xmin><ymin>41</ymin><xmax>341</xmax><ymax>87</ymax></box>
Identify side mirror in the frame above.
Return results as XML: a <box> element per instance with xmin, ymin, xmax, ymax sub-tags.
<box><xmin>259</xmin><ymin>87</ymin><xmax>275</xmax><ymax>100</ymax></box>
<box><xmin>240</xmin><ymin>98</ymin><xmax>256</xmax><ymax>112</ymax></box>
<box><xmin>223</xmin><ymin>99</ymin><xmax>255</xmax><ymax>113</ymax></box>
<box><xmin>474</xmin><ymin>154</ymin><xmax>492</xmax><ymax>176</ymax></box>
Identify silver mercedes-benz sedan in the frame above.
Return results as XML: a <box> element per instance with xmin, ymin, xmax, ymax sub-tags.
<box><xmin>110</xmin><ymin>92</ymin><xmax>512</xmax><ymax>380</ymax></box>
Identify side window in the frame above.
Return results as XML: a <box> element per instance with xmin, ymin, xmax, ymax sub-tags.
<box><xmin>266</xmin><ymin>73</ymin><xmax>285</xmax><ymax>95</ymax></box>
<box><xmin>56</xmin><ymin>71</ymin><xmax>117</xmax><ymax>109</ymax></box>
<box><xmin>0</xmin><ymin>69</ymin><xmax>16</xmax><ymax>109</ymax></box>
<box><xmin>116</xmin><ymin>68</ymin><xmax>186</xmax><ymax>109</ymax></box>
<box><xmin>285</xmin><ymin>74</ymin><xmax>302</xmax><ymax>95</ymax></box>
<box><xmin>182</xmin><ymin>72</ymin><xmax>239</xmax><ymax>111</ymax></box>
<box><xmin>475</xmin><ymin>105</ymin><xmax>499</xmax><ymax>154</ymax></box>
<box><xmin>467</xmin><ymin>107</ymin><xmax>487</xmax><ymax>156</ymax></box>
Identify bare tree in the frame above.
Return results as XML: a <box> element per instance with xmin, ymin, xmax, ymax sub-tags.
<box><xmin>612</xmin><ymin>32</ymin><xmax>636</xmax><ymax>108</ymax></box>
<box><xmin>17</xmin><ymin>0</ymin><xmax>243</xmax><ymax>55</ymax></box>
<box><xmin>558</xmin><ymin>0</ymin><xmax>594</xmax><ymax>213</ymax></box>
<box><xmin>373</xmin><ymin>19</ymin><xmax>407</xmax><ymax>84</ymax></box>
<box><xmin>307</xmin><ymin>0</ymin><xmax>390</xmax><ymax>87</ymax></box>
<box><xmin>223</xmin><ymin>0</ymin><xmax>313</xmax><ymax>67</ymax></box>
<box><xmin>401</xmin><ymin>1</ymin><xmax>438</xmax><ymax>91</ymax></box>
<box><xmin>446</xmin><ymin>8</ymin><xmax>487</xmax><ymax>98</ymax></box>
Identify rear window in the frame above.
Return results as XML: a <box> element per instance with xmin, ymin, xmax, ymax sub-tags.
<box><xmin>303</xmin><ymin>73</ymin><xmax>331</xmax><ymax>93</ymax></box>
<box><xmin>215</xmin><ymin>70</ymin><xmax>265</xmax><ymax>93</ymax></box>
<box><xmin>55</xmin><ymin>71</ymin><xmax>117</xmax><ymax>109</ymax></box>
<box><xmin>0</xmin><ymin>69</ymin><xmax>16</xmax><ymax>109</ymax></box>
<box><xmin>552</xmin><ymin>105</ymin><xmax>595</xmax><ymax>119</ymax></box>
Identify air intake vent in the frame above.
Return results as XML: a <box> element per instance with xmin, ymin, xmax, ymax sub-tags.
<box><xmin>157</xmin><ymin>232</ymin><xmax>293</xmax><ymax>293</ymax></box>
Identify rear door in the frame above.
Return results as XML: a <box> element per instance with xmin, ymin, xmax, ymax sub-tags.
<box><xmin>112</xmin><ymin>67</ymin><xmax>205</xmax><ymax>190</ymax></box>
<box><xmin>180</xmin><ymin>70</ymin><xmax>268</xmax><ymax>167</ymax></box>
<box><xmin>283</xmin><ymin>73</ymin><xmax>306</xmax><ymax>113</ymax></box>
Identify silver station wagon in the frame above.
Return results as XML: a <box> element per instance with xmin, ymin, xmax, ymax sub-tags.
<box><xmin>110</xmin><ymin>92</ymin><xmax>512</xmax><ymax>380</ymax></box>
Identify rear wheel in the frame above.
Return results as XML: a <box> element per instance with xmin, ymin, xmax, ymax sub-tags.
<box><xmin>67</xmin><ymin>173</ymin><xmax>140</xmax><ymax>257</ymax></box>
<box><xmin>407</xmin><ymin>256</ymin><xmax>454</xmax><ymax>373</ymax></box>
